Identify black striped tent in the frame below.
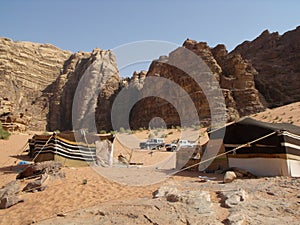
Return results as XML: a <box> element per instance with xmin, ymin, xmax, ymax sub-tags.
<box><xmin>29</xmin><ymin>132</ymin><xmax>114</xmax><ymax>167</ymax></box>
<box><xmin>210</xmin><ymin>117</ymin><xmax>300</xmax><ymax>177</ymax></box>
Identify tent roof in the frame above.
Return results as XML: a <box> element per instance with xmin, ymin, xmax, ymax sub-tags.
<box><xmin>236</xmin><ymin>117</ymin><xmax>300</xmax><ymax>135</ymax></box>
<box><xmin>210</xmin><ymin>117</ymin><xmax>300</xmax><ymax>144</ymax></box>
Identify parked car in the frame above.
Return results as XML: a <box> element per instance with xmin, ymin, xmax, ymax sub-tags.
<box><xmin>165</xmin><ymin>139</ymin><xmax>196</xmax><ymax>151</ymax></box>
<box><xmin>139</xmin><ymin>138</ymin><xmax>165</xmax><ymax>150</ymax></box>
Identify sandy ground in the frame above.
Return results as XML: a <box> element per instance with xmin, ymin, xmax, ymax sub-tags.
<box><xmin>252</xmin><ymin>102</ymin><xmax>300</xmax><ymax>126</ymax></box>
<box><xmin>0</xmin><ymin>103</ymin><xmax>300</xmax><ymax>224</ymax></box>
<box><xmin>0</xmin><ymin>132</ymin><xmax>205</xmax><ymax>225</ymax></box>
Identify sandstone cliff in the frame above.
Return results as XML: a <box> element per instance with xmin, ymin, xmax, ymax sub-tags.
<box><xmin>128</xmin><ymin>40</ymin><xmax>265</xmax><ymax>129</ymax></box>
<box><xmin>48</xmin><ymin>49</ymin><xmax>120</xmax><ymax>132</ymax></box>
<box><xmin>0</xmin><ymin>37</ymin><xmax>72</xmax><ymax>130</ymax></box>
<box><xmin>233</xmin><ymin>26</ymin><xmax>300</xmax><ymax>107</ymax></box>
<box><xmin>2</xmin><ymin>26</ymin><xmax>299</xmax><ymax>132</ymax></box>
<box><xmin>0</xmin><ymin>37</ymin><xmax>120</xmax><ymax>132</ymax></box>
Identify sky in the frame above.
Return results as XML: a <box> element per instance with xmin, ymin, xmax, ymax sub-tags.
<box><xmin>1</xmin><ymin>0</ymin><xmax>300</xmax><ymax>76</ymax></box>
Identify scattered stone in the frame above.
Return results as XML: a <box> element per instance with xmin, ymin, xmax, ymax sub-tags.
<box><xmin>166</xmin><ymin>193</ymin><xmax>181</xmax><ymax>202</ymax></box>
<box><xmin>226</xmin><ymin>211</ymin><xmax>245</xmax><ymax>225</ymax></box>
<box><xmin>126</xmin><ymin>213</ymin><xmax>138</xmax><ymax>219</ymax></box>
<box><xmin>0</xmin><ymin>181</ymin><xmax>24</xmax><ymax>209</ymax></box>
<box><xmin>182</xmin><ymin>191</ymin><xmax>212</xmax><ymax>214</ymax></box>
<box><xmin>267</xmin><ymin>191</ymin><xmax>275</xmax><ymax>196</ymax></box>
<box><xmin>219</xmin><ymin>189</ymin><xmax>247</xmax><ymax>208</ymax></box>
<box><xmin>0</xmin><ymin>196</ymin><xmax>24</xmax><ymax>209</ymax></box>
<box><xmin>57</xmin><ymin>213</ymin><xmax>67</xmax><ymax>217</ymax></box>
<box><xmin>226</xmin><ymin>167</ymin><xmax>256</xmax><ymax>178</ymax></box>
<box><xmin>153</xmin><ymin>186</ymin><xmax>179</xmax><ymax>198</ymax></box>
<box><xmin>154</xmin><ymin>186</ymin><xmax>212</xmax><ymax>215</ymax></box>
<box><xmin>23</xmin><ymin>174</ymin><xmax>49</xmax><ymax>192</ymax></box>
<box><xmin>17</xmin><ymin>161</ymin><xmax>63</xmax><ymax>179</ymax></box>
<box><xmin>95</xmin><ymin>211</ymin><xmax>106</xmax><ymax>216</ymax></box>
<box><xmin>224</xmin><ymin>171</ymin><xmax>237</xmax><ymax>183</ymax></box>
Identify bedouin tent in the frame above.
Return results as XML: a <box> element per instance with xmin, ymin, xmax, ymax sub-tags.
<box><xmin>28</xmin><ymin>131</ymin><xmax>115</xmax><ymax>167</ymax></box>
<box><xmin>210</xmin><ymin>117</ymin><xmax>300</xmax><ymax>177</ymax></box>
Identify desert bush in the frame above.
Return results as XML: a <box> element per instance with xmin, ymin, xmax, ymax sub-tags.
<box><xmin>161</xmin><ymin>133</ymin><xmax>168</xmax><ymax>138</ymax></box>
<box><xmin>168</xmin><ymin>131</ymin><xmax>173</xmax><ymax>135</ymax></box>
<box><xmin>0</xmin><ymin>122</ymin><xmax>10</xmax><ymax>140</ymax></box>
<box><xmin>148</xmin><ymin>133</ymin><xmax>154</xmax><ymax>139</ymax></box>
<box><xmin>119</xmin><ymin>127</ymin><xmax>126</xmax><ymax>133</ymax></box>
<box><xmin>99</xmin><ymin>130</ymin><xmax>107</xmax><ymax>134</ymax></box>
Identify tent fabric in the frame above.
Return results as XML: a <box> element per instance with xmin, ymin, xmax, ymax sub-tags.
<box><xmin>212</xmin><ymin>117</ymin><xmax>300</xmax><ymax>156</ymax></box>
<box><xmin>29</xmin><ymin>132</ymin><xmax>114</xmax><ymax>167</ymax></box>
<box><xmin>209</xmin><ymin>117</ymin><xmax>300</xmax><ymax>177</ymax></box>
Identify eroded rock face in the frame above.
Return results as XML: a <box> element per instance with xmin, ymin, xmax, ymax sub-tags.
<box><xmin>48</xmin><ymin>49</ymin><xmax>120</xmax><ymax>132</ymax></box>
<box><xmin>4</xmin><ymin>31</ymin><xmax>294</xmax><ymax>132</ymax></box>
<box><xmin>0</xmin><ymin>37</ymin><xmax>72</xmax><ymax>130</ymax></box>
<box><xmin>0</xmin><ymin>37</ymin><xmax>120</xmax><ymax>132</ymax></box>
<box><xmin>0</xmin><ymin>97</ymin><xmax>31</xmax><ymax>132</ymax></box>
<box><xmin>212</xmin><ymin>44</ymin><xmax>265</xmax><ymax>116</ymax></box>
<box><xmin>129</xmin><ymin>40</ymin><xmax>264</xmax><ymax>129</ymax></box>
<box><xmin>233</xmin><ymin>26</ymin><xmax>300</xmax><ymax>107</ymax></box>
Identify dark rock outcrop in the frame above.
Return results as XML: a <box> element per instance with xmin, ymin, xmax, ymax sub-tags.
<box><xmin>0</xmin><ymin>181</ymin><xmax>24</xmax><ymax>209</ymax></box>
<box><xmin>233</xmin><ymin>26</ymin><xmax>300</xmax><ymax>107</ymax></box>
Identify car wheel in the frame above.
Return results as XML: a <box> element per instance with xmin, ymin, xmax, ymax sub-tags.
<box><xmin>172</xmin><ymin>146</ymin><xmax>176</xmax><ymax>151</ymax></box>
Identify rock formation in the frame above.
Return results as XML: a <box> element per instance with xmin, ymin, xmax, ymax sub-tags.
<box><xmin>129</xmin><ymin>40</ymin><xmax>264</xmax><ymax>129</ymax></box>
<box><xmin>233</xmin><ymin>26</ymin><xmax>300</xmax><ymax>107</ymax></box>
<box><xmin>0</xmin><ymin>37</ymin><xmax>120</xmax><ymax>132</ymax></box>
<box><xmin>1</xmin><ymin>26</ymin><xmax>299</xmax><ymax>132</ymax></box>
<box><xmin>48</xmin><ymin>49</ymin><xmax>120</xmax><ymax>132</ymax></box>
<box><xmin>0</xmin><ymin>37</ymin><xmax>72</xmax><ymax>130</ymax></box>
<box><xmin>211</xmin><ymin>44</ymin><xmax>265</xmax><ymax>116</ymax></box>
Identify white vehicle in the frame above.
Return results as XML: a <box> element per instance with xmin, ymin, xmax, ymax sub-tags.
<box><xmin>139</xmin><ymin>138</ymin><xmax>165</xmax><ymax>150</ymax></box>
<box><xmin>165</xmin><ymin>139</ymin><xmax>196</xmax><ymax>151</ymax></box>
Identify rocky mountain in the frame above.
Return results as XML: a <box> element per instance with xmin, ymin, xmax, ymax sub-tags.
<box><xmin>0</xmin><ymin>37</ymin><xmax>120</xmax><ymax>132</ymax></box>
<box><xmin>233</xmin><ymin>26</ymin><xmax>300</xmax><ymax>108</ymax></box>
<box><xmin>0</xmin><ymin>26</ymin><xmax>299</xmax><ymax>132</ymax></box>
<box><xmin>47</xmin><ymin>48</ymin><xmax>119</xmax><ymax>132</ymax></box>
<box><xmin>129</xmin><ymin>40</ymin><xmax>265</xmax><ymax>129</ymax></box>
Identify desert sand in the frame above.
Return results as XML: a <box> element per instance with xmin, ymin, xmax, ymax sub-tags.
<box><xmin>1</xmin><ymin>103</ymin><xmax>300</xmax><ymax>224</ymax></box>
<box><xmin>252</xmin><ymin>102</ymin><xmax>300</xmax><ymax>126</ymax></box>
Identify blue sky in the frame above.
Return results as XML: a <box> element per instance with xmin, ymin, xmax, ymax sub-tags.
<box><xmin>1</xmin><ymin>0</ymin><xmax>300</xmax><ymax>76</ymax></box>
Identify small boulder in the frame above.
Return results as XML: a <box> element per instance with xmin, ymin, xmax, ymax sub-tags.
<box><xmin>226</xmin><ymin>211</ymin><xmax>245</xmax><ymax>225</ymax></box>
<box><xmin>219</xmin><ymin>189</ymin><xmax>247</xmax><ymax>208</ymax></box>
<box><xmin>23</xmin><ymin>174</ymin><xmax>49</xmax><ymax>192</ymax></box>
<box><xmin>0</xmin><ymin>195</ymin><xmax>24</xmax><ymax>209</ymax></box>
<box><xmin>0</xmin><ymin>181</ymin><xmax>24</xmax><ymax>209</ymax></box>
<box><xmin>153</xmin><ymin>186</ymin><xmax>179</xmax><ymax>198</ymax></box>
<box><xmin>17</xmin><ymin>161</ymin><xmax>63</xmax><ymax>179</ymax></box>
<box><xmin>224</xmin><ymin>171</ymin><xmax>237</xmax><ymax>183</ymax></box>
